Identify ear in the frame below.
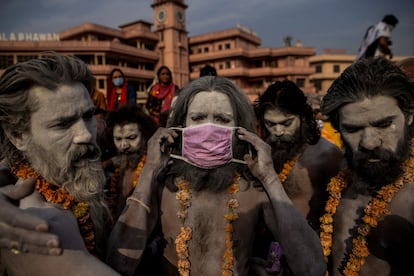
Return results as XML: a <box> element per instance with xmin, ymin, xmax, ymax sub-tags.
<box><xmin>408</xmin><ymin>113</ymin><xmax>414</xmax><ymax>126</ymax></box>
<box><xmin>3</xmin><ymin>127</ymin><xmax>30</xmax><ymax>152</ymax></box>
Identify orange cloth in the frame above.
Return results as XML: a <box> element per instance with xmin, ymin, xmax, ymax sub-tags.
<box><xmin>321</xmin><ymin>122</ymin><xmax>342</xmax><ymax>148</ymax></box>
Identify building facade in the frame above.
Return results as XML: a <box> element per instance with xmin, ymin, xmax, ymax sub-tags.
<box><xmin>189</xmin><ymin>26</ymin><xmax>316</xmax><ymax>100</ymax></box>
<box><xmin>0</xmin><ymin>0</ymin><xmax>316</xmax><ymax>103</ymax></box>
<box><xmin>309</xmin><ymin>48</ymin><xmax>410</xmax><ymax>97</ymax></box>
<box><xmin>1</xmin><ymin>0</ymin><xmax>407</xmax><ymax>104</ymax></box>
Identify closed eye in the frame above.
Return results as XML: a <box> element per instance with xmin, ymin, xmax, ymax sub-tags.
<box><xmin>215</xmin><ymin>115</ymin><xmax>231</xmax><ymax>123</ymax></box>
<box><xmin>374</xmin><ymin>120</ymin><xmax>392</xmax><ymax>128</ymax></box>
<box><xmin>282</xmin><ymin>119</ymin><xmax>293</xmax><ymax>127</ymax></box>
<box><xmin>190</xmin><ymin>114</ymin><xmax>207</xmax><ymax>121</ymax></box>
<box><xmin>264</xmin><ymin>120</ymin><xmax>275</xmax><ymax>127</ymax></box>
<box><xmin>342</xmin><ymin>126</ymin><xmax>361</xmax><ymax>133</ymax></box>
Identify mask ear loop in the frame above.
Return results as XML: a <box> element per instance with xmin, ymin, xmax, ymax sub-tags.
<box><xmin>231</xmin><ymin>127</ymin><xmax>248</xmax><ymax>165</ymax></box>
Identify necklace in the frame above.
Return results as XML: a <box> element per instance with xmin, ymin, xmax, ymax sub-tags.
<box><xmin>107</xmin><ymin>154</ymin><xmax>146</xmax><ymax>215</ymax></box>
<box><xmin>278</xmin><ymin>153</ymin><xmax>300</xmax><ymax>184</ymax></box>
<box><xmin>320</xmin><ymin>142</ymin><xmax>414</xmax><ymax>275</ymax></box>
<box><xmin>12</xmin><ymin>163</ymin><xmax>96</xmax><ymax>253</ymax></box>
<box><xmin>175</xmin><ymin>173</ymin><xmax>240</xmax><ymax>276</ymax></box>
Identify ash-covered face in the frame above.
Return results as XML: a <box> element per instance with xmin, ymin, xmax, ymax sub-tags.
<box><xmin>339</xmin><ymin>95</ymin><xmax>413</xmax><ymax>186</ymax></box>
<box><xmin>113</xmin><ymin>123</ymin><xmax>142</xmax><ymax>155</ymax></box>
<box><xmin>21</xmin><ymin>83</ymin><xmax>103</xmax><ymax>197</ymax></box>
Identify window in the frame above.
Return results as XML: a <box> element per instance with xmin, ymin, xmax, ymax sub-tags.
<box><xmin>225</xmin><ymin>61</ymin><xmax>231</xmax><ymax>69</ymax></box>
<box><xmin>218</xmin><ymin>44</ymin><xmax>222</xmax><ymax>50</ymax></box>
<box><xmin>197</xmin><ymin>48</ymin><xmax>202</xmax><ymax>54</ymax></box>
<box><xmin>225</xmin><ymin>43</ymin><xmax>231</xmax><ymax>49</ymax></box>
<box><xmin>315</xmin><ymin>65</ymin><xmax>322</xmax><ymax>73</ymax></box>
<box><xmin>204</xmin><ymin>47</ymin><xmax>209</xmax><ymax>53</ymax></box>
<box><xmin>98</xmin><ymin>79</ymin><xmax>105</xmax><ymax>90</ymax></box>
<box><xmin>314</xmin><ymin>81</ymin><xmax>322</xmax><ymax>92</ymax></box>
<box><xmin>0</xmin><ymin>55</ymin><xmax>14</xmax><ymax>69</ymax></box>
<box><xmin>270</xmin><ymin>60</ymin><xmax>278</xmax><ymax>68</ymax></box>
<box><xmin>333</xmin><ymin>64</ymin><xmax>340</xmax><ymax>73</ymax></box>
<box><xmin>97</xmin><ymin>55</ymin><xmax>103</xmax><ymax>65</ymax></box>
<box><xmin>296</xmin><ymin>78</ymin><xmax>305</xmax><ymax>88</ymax></box>
<box><xmin>17</xmin><ymin>55</ymin><xmax>38</xmax><ymax>63</ymax></box>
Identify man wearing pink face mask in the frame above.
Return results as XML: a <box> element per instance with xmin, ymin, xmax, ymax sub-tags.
<box><xmin>106</xmin><ymin>76</ymin><xmax>325</xmax><ymax>275</ymax></box>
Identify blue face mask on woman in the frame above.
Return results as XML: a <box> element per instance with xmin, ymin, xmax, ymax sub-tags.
<box><xmin>112</xmin><ymin>77</ymin><xmax>124</xmax><ymax>87</ymax></box>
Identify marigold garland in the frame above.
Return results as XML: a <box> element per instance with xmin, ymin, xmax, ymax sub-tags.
<box><xmin>278</xmin><ymin>153</ymin><xmax>300</xmax><ymax>184</ymax></box>
<box><xmin>12</xmin><ymin>163</ymin><xmax>96</xmax><ymax>253</ymax></box>
<box><xmin>107</xmin><ymin>154</ymin><xmax>146</xmax><ymax>215</ymax></box>
<box><xmin>320</xmin><ymin>140</ymin><xmax>414</xmax><ymax>275</ymax></box>
<box><xmin>222</xmin><ymin>173</ymin><xmax>240</xmax><ymax>276</ymax></box>
<box><xmin>175</xmin><ymin>174</ymin><xmax>240</xmax><ymax>276</ymax></box>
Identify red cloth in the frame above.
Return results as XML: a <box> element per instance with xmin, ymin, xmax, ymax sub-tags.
<box><xmin>150</xmin><ymin>83</ymin><xmax>176</xmax><ymax>113</ymax></box>
<box><xmin>108</xmin><ymin>84</ymin><xmax>127</xmax><ymax>111</ymax></box>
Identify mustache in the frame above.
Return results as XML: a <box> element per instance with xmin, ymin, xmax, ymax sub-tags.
<box><xmin>353</xmin><ymin>148</ymin><xmax>394</xmax><ymax>162</ymax></box>
<box><xmin>266</xmin><ymin>134</ymin><xmax>293</xmax><ymax>144</ymax></box>
<box><xmin>68</xmin><ymin>144</ymin><xmax>101</xmax><ymax>166</ymax></box>
<box><xmin>118</xmin><ymin>149</ymin><xmax>136</xmax><ymax>155</ymax></box>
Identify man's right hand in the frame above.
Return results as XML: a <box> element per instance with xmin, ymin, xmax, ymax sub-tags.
<box><xmin>0</xmin><ymin>178</ymin><xmax>62</xmax><ymax>255</ymax></box>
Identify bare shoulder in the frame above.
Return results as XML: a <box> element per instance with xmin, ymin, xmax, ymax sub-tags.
<box><xmin>238</xmin><ymin>178</ymin><xmax>268</xmax><ymax>206</ymax></box>
<box><xmin>390</xmin><ymin>181</ymin><xmax>414</xmax><ymax>223</ymax></box>
<box><xmin>27</xmin><ymin>207</ymin><xmax>87</xmax><ymax>250</ymax></box>
<box><xmin>306</xmin><ymin>137</ymin><xmax>342</xmax><ymax>158</ymax></box>
<box><xmin>302</xmin><ymin>137</ymin><xmax>344</xmax><ymax>168</ymax></box>
<box><xmin>1</xmin><ymin>207</ymin><xmax>119</xmax><ymax>275</ymax></box>
<box><xmin>1</xmin><ymin>249</ymin><xmax>118</xmax><ymax>276</ymax></box>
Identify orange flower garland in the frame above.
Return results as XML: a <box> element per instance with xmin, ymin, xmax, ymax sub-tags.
<box><xmin>107</xmin><ymin>154</ymin><xmax>146</xmax><ymax>215</ymax></box>
<box><xmin>320</xmin><ymin>140</ymin><xmax>414</xmax><ymax>275</ymax></box>
<box><xmin>132</xmin><ymin>154</ymin><xmax>146</xmax><ymax>188</ymax></box>
<box><xmin>175</xmin><ymin>178</ymin><xmax>192</xmax><ymax>275</ymax></box>
<box><xmin>12</xmin><ymin>163</ymin><xmax>96</xmax><ymax>253</ymax></box>
<box><xmin>175</xmin><ymin>174</ymin><xmax>240</xmax><ymax>276</ymax></box>
<box><xmin>222</xmin><ymin>173</ymin><xmax>240</xmax><ymax>276</ymax></box>
<box><xmin>278</xmin><ymin>153</ymin><xmax>300</xmax><ymax>184</ymax></box>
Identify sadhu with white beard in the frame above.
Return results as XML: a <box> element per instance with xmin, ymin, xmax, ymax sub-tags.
<box><xmin>0</xmin><ymin>54</ymin><xmax>118</xmax><ymax>275</ymax></box>
<box><xmin>105</xmin><ymin>76</ymin><xmax>325</xmax><ymax>275</ymax></box>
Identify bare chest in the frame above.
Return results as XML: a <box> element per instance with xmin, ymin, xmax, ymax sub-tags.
<box><xmin>331</xmin><ymin>183</ymin><xmax>414</xmax><ymax>275</ymax></box>
<box><xmin>160</xmin><ymin>184</ymin><xmax>264</xmax><ymax>275</ymax></box>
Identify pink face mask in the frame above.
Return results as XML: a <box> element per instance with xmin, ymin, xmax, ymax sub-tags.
<box><xmin>170</xmin><ymin>123</ymin><xmax>246</xmax><ymax>169</ymax></box>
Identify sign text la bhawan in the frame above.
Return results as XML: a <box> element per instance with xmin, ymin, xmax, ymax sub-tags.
<box><xmin>0</xmin><ymin>32</ymin><xmax>60</xmax><ymax>41</ymax></box>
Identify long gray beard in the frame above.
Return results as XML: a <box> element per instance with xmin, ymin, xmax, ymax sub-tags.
<box><xmin>25</xmin><ymin>142</ymin><xmax>109</xmax><ymax>250</ymax></box>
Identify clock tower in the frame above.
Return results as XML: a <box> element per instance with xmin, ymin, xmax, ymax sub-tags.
<box><xmin>152</xmin><ymin>0</ymin><xmax>189</xmax><ymax>88</ymax></box>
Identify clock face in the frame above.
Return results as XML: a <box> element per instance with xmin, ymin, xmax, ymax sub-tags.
<box><xmin>176</xmin><ymin>10</ymin><xmax>185</xmax><ymax>22</ymax></box>
<box><xmin>157</xmin><ymin>9</ymin><xmax>166</xmax><ymax>22</ymax></box>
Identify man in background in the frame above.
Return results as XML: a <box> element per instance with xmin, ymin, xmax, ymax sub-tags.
<box><xmin>356</xmin><ymin>14</ymin><xmax>399</xmax><ymax>60</ymax></box>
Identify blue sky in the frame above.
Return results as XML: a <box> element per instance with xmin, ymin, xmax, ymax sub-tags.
<box><xmin>1</xmin><ymin>0</ymin><xmax>413</xmax><ymax>55</ymax></box>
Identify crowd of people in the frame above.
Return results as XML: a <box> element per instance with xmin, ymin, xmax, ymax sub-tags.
<box><xmin>0</xmin><ymin>53</ymin><xmax>413</xmax><ymax>276</ymax></box>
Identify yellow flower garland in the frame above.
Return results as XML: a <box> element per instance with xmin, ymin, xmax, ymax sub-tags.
<box><xmin>175</xmin><ymin>174</ymin><xmax>240</xmax><ymax>276</ymax></box>
<box><xmin>320</xmin><ymin>140</ymin><xmax>414</xmax><ymax>275</ymax></box>
<box><xmin>12</xmin><ymin>163</ymin><xmax>96</xmax><ymax>253</ymax></box>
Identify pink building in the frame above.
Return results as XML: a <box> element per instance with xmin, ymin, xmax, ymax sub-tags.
<box><xmin>0</xmin><ymin>0</ymin><xmax>316</xmax><ymax>103</ymax></box>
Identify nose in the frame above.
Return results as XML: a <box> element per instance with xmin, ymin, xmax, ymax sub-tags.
<box><xmin>359</xmin><ymin>128</ymin><xmax>381</xmax><ymax>151</ymax></box>
<box><xmin>120</xmin><ymin>140</ymin><xmax>130</xmax><ymax>151</ymax></box>
<box><xmin>270</xmin><ymin>124</ymin><xmax>284</xmax><ymax>137</ymax></box>
<box><xmin>73</xmin><ymin>120</ymin><xmax>93</xmax><ymax>144</ymax></box>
